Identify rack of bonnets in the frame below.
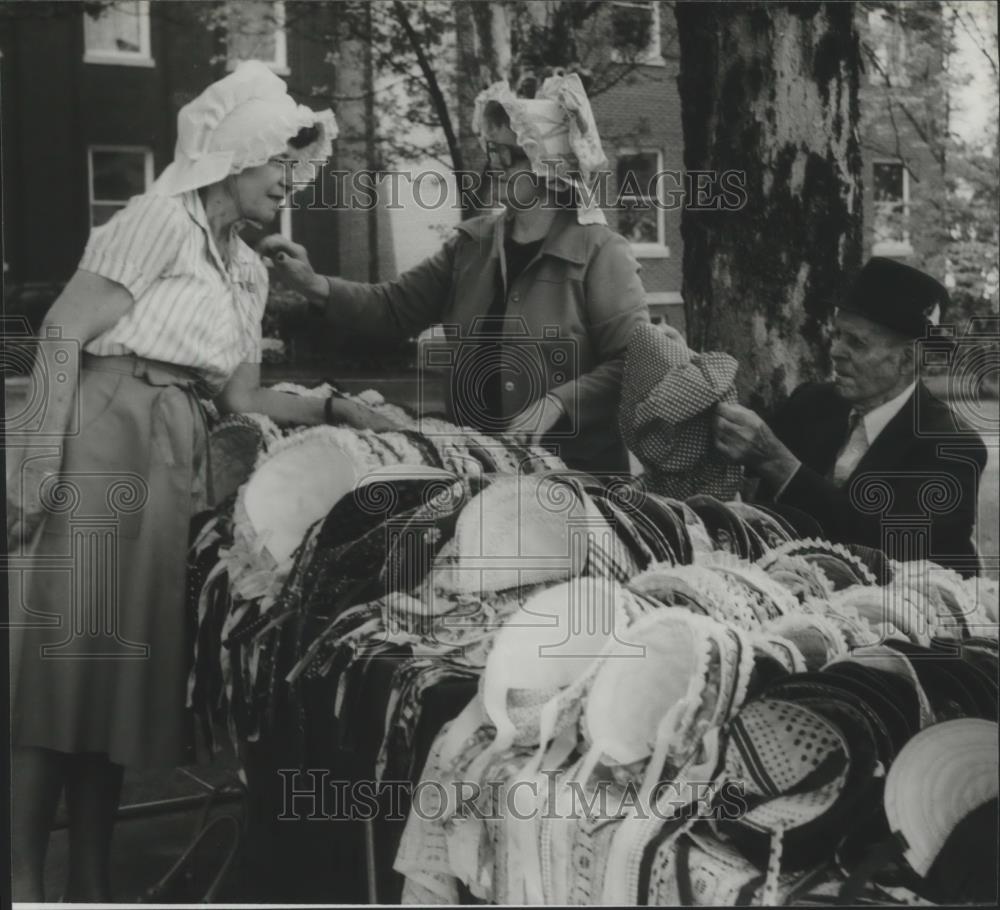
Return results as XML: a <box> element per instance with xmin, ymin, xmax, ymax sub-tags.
<box><xmin>187</xmin><ymin>384</ymin><xmax>1000</xmax><ymax>907</ymax></box>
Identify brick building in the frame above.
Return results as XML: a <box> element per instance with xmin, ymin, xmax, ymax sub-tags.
<box><xmin>589</xmin><ymin>1</ymin><xmax>685</xmax><ymax>330</ymax></box>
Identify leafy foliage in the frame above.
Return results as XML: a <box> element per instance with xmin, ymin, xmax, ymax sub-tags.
<box><xmin>859</xmin><ymin>1</ymin><xmax>998</xmax><ymax>321</ymax></box>
<box><xmin>199</xmin><ymin>1</ymin><xmax>660</xmax><ymax>175</ymax></box>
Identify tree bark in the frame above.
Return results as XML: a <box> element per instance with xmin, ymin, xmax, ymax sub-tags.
<box><xmin>675</xmin><ymin>1</ymin><xmax>863</xmax><ymax>412</ymax></box>
<box><xmin>455</xmin><ymin>0</ymin><xmax>512</xmax><ymax>215</ymax></box>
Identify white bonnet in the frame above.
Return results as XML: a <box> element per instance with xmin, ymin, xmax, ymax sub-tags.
<box><xmin>152</xmin><ymin>60</ymin><xmax>338</xmax><ymax>196</ymax></box>
<box><xmin>472</xmin><ymin>71</ymin><xmax>608</xmax><ymax>225</ymax></box>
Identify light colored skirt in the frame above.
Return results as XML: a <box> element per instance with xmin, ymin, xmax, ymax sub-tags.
<box><xmin>10</xmin><ymin>354</ymin><xmax>210</xmax><ymax>768</ymax></box>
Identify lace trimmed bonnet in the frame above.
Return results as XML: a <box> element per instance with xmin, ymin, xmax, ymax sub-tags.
<box><xmin>153</xmin><ymin>60</ymin><xmax>338</xmax><ymax>196</ymax></box>
<box><xmin>472</xmin><ymin>72</ymin><xmax>609</xmax><ymax>226</ymax></box>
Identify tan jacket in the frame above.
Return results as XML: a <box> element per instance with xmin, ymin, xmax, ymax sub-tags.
<box><xmin>323</xmin><ymin>208</ymin><xmax>650</xmax><ymax>474</ymax></box>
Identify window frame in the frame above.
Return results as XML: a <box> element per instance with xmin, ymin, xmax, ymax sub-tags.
<box><xmin>871</xmin><ymin>159</ymin><xmax>913</xmax><ymax>257</ymax></box>
<box><xmin>616</xmin><ymin>147</ymin><xmax>669</xmax><ymax>259</ymax></box>
<box><xmin>83</xmin><ymin>0</ymin><xmax>155</xmax><ymax>68</ymax></box>
<box><xmin>226</xmin><ymin>0</ymin><xmax>289</xmax><ymax>76</ymax></box>
<box><xmin>87</xmin><ymin>145</ymin><xmax>155</xmax><ymax>229</ymax></box>
<box><xmin>610</xmin><ymin>0</ymin><xmax>664</xmax><ymax>67</ymax></box>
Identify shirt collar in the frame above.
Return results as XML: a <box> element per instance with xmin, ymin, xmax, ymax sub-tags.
<box><xmin>856</xmin><ymin>382</ymin><xmax>915</xmax><ymax>443</ymax></box>
<box><xmin>181</xmin><ymin>189</ymin><xmax>211</xmax><ymax>232</ymax></box>
<box><xmin>180</xmin><ymin>189</ymin><xmax>256</xmax><ymax>274</ymax></box>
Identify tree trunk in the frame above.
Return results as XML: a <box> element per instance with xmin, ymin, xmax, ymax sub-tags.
<box><xmin>455</xmin><ymin>0</ymin><xmax>512</xmax><ymax>216</ymax></box>
<box><xmin>675</xmin><ymin>1</ymin><xmax>863</xmax><ymax>412</ymax></box>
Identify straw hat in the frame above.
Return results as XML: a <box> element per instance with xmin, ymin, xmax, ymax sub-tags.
<box><xmin>884</xmin><ymin>718</ymin><xmax>998</xmax><ymax>878</ymax></box>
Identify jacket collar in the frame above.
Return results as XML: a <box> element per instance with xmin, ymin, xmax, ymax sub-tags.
<box><xmin>456</xmin><ymin>207</ymin><xmax>588</xmax><ymax>265</ymax></box>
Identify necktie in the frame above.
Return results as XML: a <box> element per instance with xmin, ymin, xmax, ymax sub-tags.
<box><xmin>832</xmin><ymin>410</ymin><xmax>869</xmax><ymax>486</ymax></box>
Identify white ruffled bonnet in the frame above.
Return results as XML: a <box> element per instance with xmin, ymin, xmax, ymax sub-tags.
<box><xmin>472</xmin><ymin>72</ymin><xmax>608</xmax><ymax>225</ymax></box>
<box><xmin>152</xmin><ymin>60</ymin><xmax>338</xmax><ymax>197</ymax></box>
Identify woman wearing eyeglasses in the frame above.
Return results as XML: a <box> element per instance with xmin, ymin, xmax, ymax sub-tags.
<box><xmin>4</xmin><ymin>62</ymin><xmax>351</xmax><ymax>902</ymax></box>
<box><xmin>261</xmin><ymin>73</ymin><xmax>651</xmax><ymax>478</ymax></box>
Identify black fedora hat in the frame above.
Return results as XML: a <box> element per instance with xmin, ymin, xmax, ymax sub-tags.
<box><xmin>839</xmin><ymin>257</ymin><xmax>950</xmax><ymax>340</ymax></box>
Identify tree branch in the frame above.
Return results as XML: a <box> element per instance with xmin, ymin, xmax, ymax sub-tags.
<box><xmin>391</xmin><ymin>0</ymin><xmax>464</xmax><ymax>173</ymax></box>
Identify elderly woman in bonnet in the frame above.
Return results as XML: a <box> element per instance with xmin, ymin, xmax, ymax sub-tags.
<box><xmin>5</xmin><ymin>61</ymin><xmax>341</xmax><ymax>902</ymax></box>
<box><xmin>262</xmin><ymin>71</ymin><xmax>652</xmax><ymax>477</ymax></box>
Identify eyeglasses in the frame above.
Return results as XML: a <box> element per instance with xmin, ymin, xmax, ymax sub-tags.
<box><xmin>485</xmin><ymin>140</ymin><xmax>530</xmax><ymax>170</ymax></box>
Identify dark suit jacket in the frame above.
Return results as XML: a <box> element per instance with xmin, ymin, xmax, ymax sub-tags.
<box><xmin>764</xmin><ymin>381</ymin><xmax>988</xmax><ymax>576</ymax></box>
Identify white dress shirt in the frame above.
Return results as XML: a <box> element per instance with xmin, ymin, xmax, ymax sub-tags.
<box><xmin>776</xmin><ymin>382</ymin><xmax>916</xmax><ymax>496</ymax></box>
<box><xmin>854</xmin><ymin>382</ymin><xmax>917</xmax><ymax>446</ymax></box>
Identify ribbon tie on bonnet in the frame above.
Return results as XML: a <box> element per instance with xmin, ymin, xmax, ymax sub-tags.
<box><xmin>473</xmin><ymin>72</ymin><xmax>609</xmax><ymax>225</ymax></box>
<box><xmin>153</xmin><ymin>59</ymin><xmax>338</xmax><ymax>196</ymax></box>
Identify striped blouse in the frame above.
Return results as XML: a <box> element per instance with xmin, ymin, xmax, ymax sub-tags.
<box><xmin>79</xmin><ymin>190</ymin><xmax>267</xmax><ymax>394</ymax></box>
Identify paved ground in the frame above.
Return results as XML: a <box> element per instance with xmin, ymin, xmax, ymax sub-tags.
<box><xmin>35</xmin><ymin>744</ymin><xmax>248</xmax><ymax>903</ymax></box>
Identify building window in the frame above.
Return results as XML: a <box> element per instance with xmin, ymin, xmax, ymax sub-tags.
<box><xmin>610</xmin><ymin>1</ymin><xmax>663</xmax><ymax>65</ymax></box>
<box><xmin>866</xmin><ymin>8</ymin><xmax>909</xmax><ymax>87</ymax></box>
<box><xmin>88</xmin><ymin>147</ymin><xmax>154</xmax><ymax>228</ymax></box>
<box><xmin>617</xmin><ymin>150</ymin><xmax>668</xmax><ymax>257</ymax></box>
<box><xmin>83</xmin><ymin>1</ymin><xmax>153</xmax><ymax>67</ymax></box>
<box><xmin>872</xmin><ymin>161</ymin><xmax>912</xmax><ymax>256</ymax></box>
<box><xmin>227</xmin><ymin>1</ymin><xmax>288</xmax><ymax>74</ymax></box>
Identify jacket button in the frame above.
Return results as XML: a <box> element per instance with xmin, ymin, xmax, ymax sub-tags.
<box><xmin>504</xmin><ymin>380</ymin><xmax>515</xmax><ymax>392</ymax></box>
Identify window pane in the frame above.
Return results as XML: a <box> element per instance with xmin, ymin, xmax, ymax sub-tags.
<box><xmin>84</xmin><ymin>1</ymin><xmax>144</xmax><ymax>55</ymax></box>
<box><xmin>874</xmin><ymin>203</ymin><xmax>907</xmax><ymax>244</ymax></box>
<box><xmin>619</xmin><ymin>206</ymin><xmax>659</xmax><ymax>244</ymax></box>
<box><xmin>228</xmin><ymin>1</ymin><xmax>280</xmax><ymax>65</ymax></box>
<box><xmin>91</xmin><ymin>203</ymin><xmax>127</xmax><ymax>228</ymax></box>
<box><xmin>617</xmin><ymin>152</ymin><xmax>659</xmax><ymax>202</ymax></box>
<box><xmin>873</xmin><ymin>163</ymin><xmax>904</xmax><ymax>203</ymax></box>
<box><xmin>91</xmin><ymin>150</ymin><xmax>147</xmax><ymax>202</ymax></box>
<box><xmin>872</xmin><ymin>164</ymin><xmax>907</xmax><ymax>244</ymax></box>
<box><xmin>611</xmin><ymin>2</ymin><xmax>654</xmax><ymax>57</ymax></box>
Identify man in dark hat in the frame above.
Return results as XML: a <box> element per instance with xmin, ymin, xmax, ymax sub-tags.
<box><xmin>713</xmin><ymin>258</ymin><xmax>989</xmax><ymax>576</ymax></box>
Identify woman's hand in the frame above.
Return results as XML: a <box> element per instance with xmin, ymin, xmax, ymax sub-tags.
<box><xmin>6</xmin><ymin>452</ymin><xmax>52</xmax><ymax>548</ymax></box>
<box><xmin>505</xmin><ymin>394</ymin><xmax>565</xmax><ymax>446</ymax></box>
<box><xmin>257</xmin><ymin>235</ymin><xmax>328</xmax><ymax>302</ymax></box>
<box><xmin>327</xmin><ymin>397</ymin><xmax>404</xmax><ymax>433</ymax></box>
